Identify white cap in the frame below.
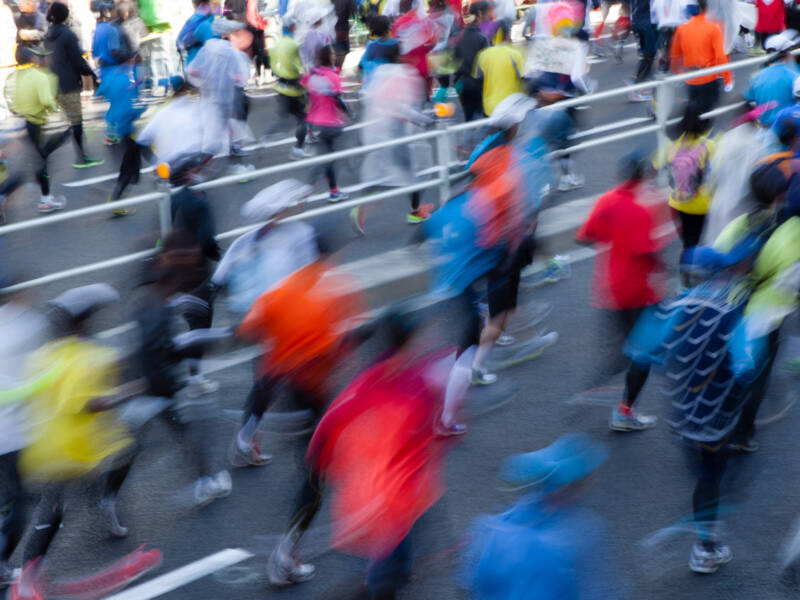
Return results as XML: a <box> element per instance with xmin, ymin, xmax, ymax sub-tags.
<box><xmin>241</xmin><ymin>179</ymin><xmax>312</xmax><ymax>223</ymax></box>
<box><xmin>49</xmin><ymin>283</ymin><xmax>120</xmax><ymax>320</ymax></box>
<box><xmin>211</xmin><ymin>18</ymin><xmax>247</xmax><ymax>36</ymax></box>
<box><xmin>489</xmin><ymin>93</ymin><xmax>537</xmax><ymax>129</ymax></box>
<box><xmin>766</xmin><ymin>29</ymin><xmax>799</xmax><ymax>53</ymax></box>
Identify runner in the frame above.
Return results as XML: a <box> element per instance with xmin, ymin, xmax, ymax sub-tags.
<box><xmin>302</xmin><ymin>44</ymin><xmax>351</xmax><ymax>202</ymax></box>
<box><xmin>453</xmin><ymin>2</ymin><xmax>490</xmax><ymax>125</ymax></box>
<box><xmin>7</xmin><ymin>44</ymin><xmax>68</xmax><ymax>214</ymax></box>
<box><xmin>626</xmin><ymin>0</ymin><xmax>657</xmax><ymax>102</ymax></box>
<box><xmin>44</xmin><ymin>2</ymin><xmax>103</xmax><ymax>169</ymax></box>
<box><xmin>177</xmin><ymin>0</ymin><xmax>219</xmax><ymax>66</ymax></box>
<box><xmin>743</xmin><ymin>34</ymin><xmax>799</xmax><ymax>126</ymax></box>
<box><xmin>576</xmin><ymin>150</ymin><xmax>668</xmax><ymax>431</ymax></box>
<box><xmin>473</xmin><ymin>21</ymin><xmax>524</xmax><ymax>116</ymax></box>
<box><xmin>669</xmin><ymin>0</ymin><xmax>733</xmax><ymax>114</ymax></box>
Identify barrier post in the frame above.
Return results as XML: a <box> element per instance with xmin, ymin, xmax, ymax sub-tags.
<box><xmin>157</xmin><ymin>179</ymin><xmax>172</xmax><ymax>240</ymax></box>
<box><xmin>654</xmin><ymin>79</ymin><xmax>675</xmax><ymax>187</ymax></box>
<box><xmin>435</xmin><ymin>123</ymin><xmax>452</xmax><ymax>206</ymax></box>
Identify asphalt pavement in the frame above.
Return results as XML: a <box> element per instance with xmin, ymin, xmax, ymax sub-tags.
<box><xmin>1</xmin><ymin>39</ymin><xmax>797</xmax><ymax>600</ymax></box>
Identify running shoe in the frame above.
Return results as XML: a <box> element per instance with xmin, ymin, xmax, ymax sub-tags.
<box><xmin>266</xmin><ymin>549</ymin><xmax>316</xmax><ymax>587</ymax></box>
<box><xmin>328</xmin><ymin>190</ymin><xmax>349</xmax><ymax>203</ymax></box>
<box><xmin>689</xmin><ymin>542</ymin><xmax>732</xmax><ymax>574</ymax></box>
<box><xmin>230</xmin><ymin>145</ymin><xmax>253</xmax><ymax>157</ymax></box>
<box><xmin>73</xmin><ymin>157</ymin><xmax>104</xmax><ymax>169</ymax></box>
<box><xmin>8</xmin><ymin>559</ymin><xmax>42</xmax><ymax>600</ymax></box>
<box><xmin>228</xmin><ymin>163</ymin><xmax>256</xmax><ymax>183</ymax></box>
<box><xmin>590</xmin><ymin>41</ymin><xmax>606</xmax><ymax>57</ymax></box>
<box><xmin>407</xmin><ymin>203</ymin><xmax>434</xmax><ymax>224</ymax></box>
<box><xmin>609</xmin><ymin>406</ymin><xmax>657</xmax><ymax>432</ymax></box>
<box><xmin>186</xmin><ymin>374</ymin><xmax>219</xmax><ymax>398</ymax></box>
<box><xmin>0</xmin><ymin>562</ymin><xmax>19</xmax><ymax>588</ymax></box>
<box><xmin>434</xmin><ymin>422</ymin><xmax>468</xmax><ymax>437</ymax></box>
<box><xmin>103</xmin><ymin>135</ymin><xmax>120</xmax><ymax>146</ymax></box>
<box><xmin>485</xmin><ymin>331</ymin><xmax>559</xmax><ymax>371</ymax></box>
<box><xmin>471</xmin><ymin>367</ymin><xmax>497</xmax><ymax>386</ymax></box>
<box><xmin>496</xmin><ymin>334</ymin><xmax>515</xmax><ymax>347</ymax></box>
<box><xmin>99</xmin><ymin>497</ymin><xmax>129</xmax><ymax>538</ymax></box>
<box><xmin>193</xmin><ymin>470</ymin><xmax>232</xmax><ymax>506</ymax></box>
<box><xmin>350</xmin><ymin>206</ymin><xmax>366</xmax><ymax>236</ymax></box>
<box><xmin>290</xmin><ymin>146</ymin><xmax>312</xmax><ymax>160</ymax></box>
<box><xmin>628</xmin><ymin>89</ymin><xmax>653</xmax><ymax>103</ymax></box>
<box><xmin>727</xmin><ymin>439</ymin><xmax>759</xmax><ymax>453</ymax></box>
<box><xmin>557</xmin><ymin>173</ymin><xmax>585</xmax><ymax>192</ymax></box>
<box><xmin>37</xmin><ymin>195</ymin><xmax>66</xmax><ymax>214</ymax></box>
<box><xmin>230</xmin><ymin>439</ymin><xmax>273</xmax><ymax>468</ymax></box>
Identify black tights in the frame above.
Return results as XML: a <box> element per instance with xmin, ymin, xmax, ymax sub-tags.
<box><xmin>24</xmin><ymin>121</ymin><xmax>70</xmax><ymax>195</ymax></box>
<box><xmin>0</xmin><ymin>452</ymin><xmax>25</xmax><ymax>564</ymax></box>
<box><xmin>688</xmin><ymin>445</ymin><xmax>728</xmax><ymax>549</ymax></box>
<box><xmin>311</xmin><ymin>126</ymin><xmax>342</xmax><ymax>190</ymax></box>
<box><xmin>111</xmin><ymin>136</ymin><xmax>142</xmax><ymax>201</ymax></box>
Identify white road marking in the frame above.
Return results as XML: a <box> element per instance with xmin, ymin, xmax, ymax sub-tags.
<box><xmin>103</xmin><ymin>548</ymin><xmax>254</xmax><ymax>600</ymax></box>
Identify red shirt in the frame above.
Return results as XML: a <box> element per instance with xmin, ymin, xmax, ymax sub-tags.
<box><xmin>756</xmin><ymin>0</ymin><xmax>785</xmax><ymax>33</ymax></box>
<box><xmin>576</xmin><ymin>182</ymin><xmax>667</xmax><ymax>310</ymax></box>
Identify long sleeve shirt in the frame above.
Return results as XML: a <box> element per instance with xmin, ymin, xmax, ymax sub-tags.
<box><xmin>670</xmin><ymin>13</ymin><xmax>732</xmax><ymax>86</ymax></box>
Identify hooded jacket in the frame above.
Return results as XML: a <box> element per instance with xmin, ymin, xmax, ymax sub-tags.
<box><xmin>44</xmin><ymin>23</ymin><xmax>95</xmax><ymax>94</ymax></box>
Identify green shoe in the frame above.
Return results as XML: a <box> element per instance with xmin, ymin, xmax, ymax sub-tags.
<box><xmin>73</xmin><ymin>157</ymin><xmax>104</xmax><ymax>169</ymax></box>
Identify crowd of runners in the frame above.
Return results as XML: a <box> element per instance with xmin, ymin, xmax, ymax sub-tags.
<box><xmin>4</xmin><ymin>0</ymin><xmax>800</xmax><ymax>597</ymax></box>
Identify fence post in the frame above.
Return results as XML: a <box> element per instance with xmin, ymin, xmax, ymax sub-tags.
<box><xmin>157</xmin><ymin>180</ymin><xmax>172</xmax><ymax>240</ymax></box>
<box><xmin>435</xmin><ymin>123</ymin><xmax>452</xmax><ymax>206</ymax></box>
<box><xmin>654</xmin><ymin>79</ymin><xmax>675</xmax><ymax>187</ymax></box>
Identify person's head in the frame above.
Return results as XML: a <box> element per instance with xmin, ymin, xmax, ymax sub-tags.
<box><xmin>776</xmin><ymin>117</ymin><xmax>799</xmax><ymax>151</ymax></box>
<box><xmin>617</xmin><ymin>149</ymin><xmax>653</xmax><ymax>183</ymax></box>
<box><xmin>117</xmin><ymin>0</ymin><xmax>135</xmax><ymax>20</ymax></box>
<box><xmin>367</xmin><ymin>15</ymin><xmax>391</xmax><ymax>38</ymax></box>
<box><xmin>499</xmin><ymin>20</ymin><xmax>512</xmax><ymax>42</ymax></box>
<box><xmin>468</xmin><ymin>1</ymin><xmax>491</xmax><ymax>24</ymax></box>
<box><xmin>679</xmin><ymin>104</ymin><xmax>711</xmax><ymax>138</ymax></box>
<box><xmin>46</xmin><ymin>1</ymin><xmax>70</xmax><ymax>25</ymax></box>
<box><xmin>696</xmin><ymin>0</ymin><xmax>707</xmax><ymax>12</ymax></box>
<box><xmin>95</xmin><ymin>0</ymin><xmax>117</xmax><ymax>20</ymax></box>
<box><xmin>316</xmin><ymin>44</ymin><xmax>334</xmax><ymax>68</ymax></box>
<box><xmin>17</xmin><ymin>0</ymin><xmax>36</xmax><ymax>13</ymax></box>
<box><xmin>284</xmin><ymin>16</ymin><xmax>297</xmax><ymax>35</ymax></box>
<box><xmin>399</xmin><ymin>0</ymin><xmax>414</xmax><ymax>15</ymax></box>
<box><xmin>430</xmin><ymin>0</ymin><xmax>446</xmax><ymax>12</ymax></box>
<box><xmin>750</xmin><ymin>153</ymin><xmax>793</xmax><ymax>208</ymax></box>
<box><xmin>193</xmin><ymin>0</ymin><xmax>211</xmax><ymax>8</ymax></box>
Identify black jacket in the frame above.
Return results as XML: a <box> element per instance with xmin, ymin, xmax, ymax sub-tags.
<box><xmin>454</xmin><ymin>25</ymin><xmax>489</xmax><ymax>82</ymax></box>
<box><xmin>44</xmin><ymin>23</ymin><xmax>95</xmax><ymax>94</ymax></box>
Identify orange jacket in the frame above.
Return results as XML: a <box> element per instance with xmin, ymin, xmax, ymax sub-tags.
<box><xmin>670</xmin><ymin>14</ymin><xmax>732</xmax><ymax>87</ymax></box>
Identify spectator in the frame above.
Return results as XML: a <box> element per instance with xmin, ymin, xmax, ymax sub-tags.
<box><xmin>754</xmin><ymin>0</ymin><xmax>786</xmax><ymax>52</ymax></box>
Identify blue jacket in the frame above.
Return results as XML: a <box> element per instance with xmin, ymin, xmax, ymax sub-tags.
<box><xmin>744</xmin><ymin>64</ymin><xmax>799</xmax><ymax>126</ymax></box>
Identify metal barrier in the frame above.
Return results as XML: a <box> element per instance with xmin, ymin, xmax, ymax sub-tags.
<box><xmin>0</xmin><ymin>51</ymin><xmax>778</xmax><ymax>293</ymax></box>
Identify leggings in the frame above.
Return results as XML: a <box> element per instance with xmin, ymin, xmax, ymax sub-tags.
<box><xmin>733</xmin><ymin>328</ymin><xmax>780</xmax><ymax>443</ymax></box>
<box><xmin>279</xmin><ymin>93</ymin><xmax>308</xmax><ymax>148</ymax></box>
<box><xmin>674</xmin><ymin>209</ymin><xmax>706</xmax><ymax>249</ymax></box>
<box><xmin>111</xmin><ymin>136</ymin><xmax>142</xmax><ymax>201</ymax></box>
<box><xmin>633</xmin><ymin>22</ymin><xmax>657</xmax><ymax>83</ymax></box>
<box><xmin>687</xmin><ymin>443</ymin><xmax>728</xmax><ymax>549</ymax></box>
<box><xmin>310</xmin><ymin>126</ymin><xmax>343</xmax><ymax>190</ymax></box>
<box><xmin>24</xmin><ymin>121</ymin><xmax>70</xmax><ymax>196</ymax></box>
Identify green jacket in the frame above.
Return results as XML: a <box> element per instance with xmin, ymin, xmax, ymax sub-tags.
<box><xmin>10</xmin><ymin>66</ymin><xmax>59</xmax><ymax>125</ymax></box>
<box><xmin>269</xmin><ymin>36</ymin><xmax>304</xmax><ymax>96</ymax></box>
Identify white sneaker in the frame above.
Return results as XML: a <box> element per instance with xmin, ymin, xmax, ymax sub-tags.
<box><xmin>186</xmin><ymin>375</ymin><xmax>219</xmax><ymax>398</ymax></box>
<box><xmin>266</xmin><ymin>548</ymin><xmax>315</xmax><ymax>587</ymax></box>
<box><xmin>228</xmin><ymin>163</ymin><xmax>255</xmax><ymax>182</ymax></box>
<box><xmin>557</xmin><ymin>174</ymin><xmax>585</xmax><ymax>192</ymax></box>
<box><xmin>689</xmin><ymin>542</ymin><xmax>732</xmax><ymax>574</ymax></box>
<box><xmin>496</xmin><ymin>334</ymin><xmax>515</xmax><ymax>347</ymax></box>
<box><xmin>471</xmin><ymin>367</ymin><xmax>498</xmax><ymax>386</ymax></box>
<box><xmin>37</xmin><ymin>194</ymin><xmax>66</xmax><ymax>213</ymax></box>
<box><xmin>290</xmin><ymin>146</ymin><xmax>312</xmax><ymax>160</ymax></box>
<box><xmin>193</xmin><ymin>470</ymin><xmax>232</xmax><ymax>506</ymax></box>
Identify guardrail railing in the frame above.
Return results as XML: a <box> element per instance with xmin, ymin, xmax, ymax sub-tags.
<box><xmin>0</xmin><ymin>50</ymin><xmax>778</xmax><ymax>294</ymax></box>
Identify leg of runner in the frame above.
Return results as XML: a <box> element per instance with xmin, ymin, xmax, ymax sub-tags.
<box><xmin>24</xmin><ymin>121</ymin><xmax>67</xmax><ymax>214</ymax></box>
<box><xmin>99</xmin><ymin>458</ymin><xmax>134</xmax><ymax>538</ymax></box>
<box><xmin>0</xmin><ymin>452</ymin><xmax>25</xmax><ymax>585</ymax></box>
<box><xmin>687</xmin><ymin>446</ymin><xmax>732</xmax><ymax>574</ymax></box>
<box><xmin>287</xmin><ymin>95</ymin><xmax>311</xmax><ymax>159</ymax></box>
<box><xmin>108</xmin><ymin>136</ymin><xmax>142</xmax><ymax>217</ymax></box>
<box><xmin>231</xmin><ymin>374</ymin><xmax>275</xmax><ymax>468</ymax></box>
<box><xmin>316</xmin><ymin>126</ymin><xmax>348</xmax><ymax>203</ymax></box>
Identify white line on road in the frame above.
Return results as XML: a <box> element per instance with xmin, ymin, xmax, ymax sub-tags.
<box><xmin>103</xmin><ymin>548</ymin><xmax>254</xmax><ymax>600</ymax></box>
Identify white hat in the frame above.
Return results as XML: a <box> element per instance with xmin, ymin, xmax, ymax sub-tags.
<box><xmin>489</xmin><ymin>93</ymin><xmax>537</xmax><ymax>129</ymax></box>
<box><xmin>241</xmin><ymin>179</ymin><xmax>313</xmax><ymax>223</ymax></box>
<box><xmin>49</xmin><ymin>283</ymin><xmax>120</xmax><ymax>320</ymax></box>
<box><xmin>766</xmin><ymin>29</ymin><xmax>799</xmax><ymax>53</ymax></box>
<box><xmin>211</xmin><ymin>18</ymin><xmax>247</xmax><ymax>37</ymax></box>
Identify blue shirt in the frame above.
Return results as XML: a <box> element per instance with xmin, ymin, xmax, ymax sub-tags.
<box><xmin>92</xmin><ymin>21</ymin><xmax>122</xmax><ymax>67</ymax></box>
<box><xmin>744</xmin><ymin>63</ymin><xmax>799</xmax><ymax>126</ymax></box>
<box><xmin>359</xmin><ymin>39</ymin><xmax>399</xmax><ymax>82</ymax></box>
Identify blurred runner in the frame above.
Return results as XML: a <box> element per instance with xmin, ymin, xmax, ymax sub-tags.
<box><xmin>358</xmin><ymin>15</ymin><xmax>400</xmax><ymax>83</ymax></box>
<box><xmin>7</xmin><ymin>44</ymin><xmax>68</xmax><ymax>214</ymax></box>
<box><xmin>43</xmin><ymin>1</ymin><xmax>103</xmax><ymax>169</ymax></box>
<box><xmin>177</xmin><ymin>0</ymin><xmax>219</xmax><ymax>66</ymax></box>
<box><xmin>576</xmin><ymin>150</ymin><xmax>668</xmax><ymax>431</ymax></box>
<box><xmin>302</xmin><ymin>44</ymin><xmax>351</xmax><ymax>202</ymax></box>
<box><xmin>308</xmin><ymin>314</ymin><xmax>466</xmax><ymax>598</ymax></box>
<box><xmin>743</xmin><ymin>34</ymin><xmax>799</xmax><ymax>127</ymax></box>
<box><xmin>651</xmin><ymin>0</ymin><xmax>687</xmax><ymax>73</ymax></box>
<box><xmin>453</xmin><ymin>2</ymin><xmax>489</xmax><ymax>127</ymax></box>
<box><xmin>669</xmin><ymin>0</ymin><xmax>732</xmax><ymax>115</ymax></box>
<box><xmin>462</xmin><ymin>434</ymin><xmax>621</xmax><ymax>599</ymax></box>
<box><xmin>474</xmin><ymin>21</ymin><xmax>523</xmax><ymax>116</ymax></box>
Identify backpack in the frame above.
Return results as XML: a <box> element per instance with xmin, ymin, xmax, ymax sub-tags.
<box><xmin>668</xmin><ymin>139</ymin><xmax>709</xmax><ymax>203</ymax></box>
<box><xmin>177</xmin><ymin>13</ymin><xmax>212</xmax><ymax>53</ymax></box>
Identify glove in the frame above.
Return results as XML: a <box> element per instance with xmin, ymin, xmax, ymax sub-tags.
<box><xmin>724</xmin><ymin>82</ymin><xmax>734</xmax><ymax>93</ymax></box>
